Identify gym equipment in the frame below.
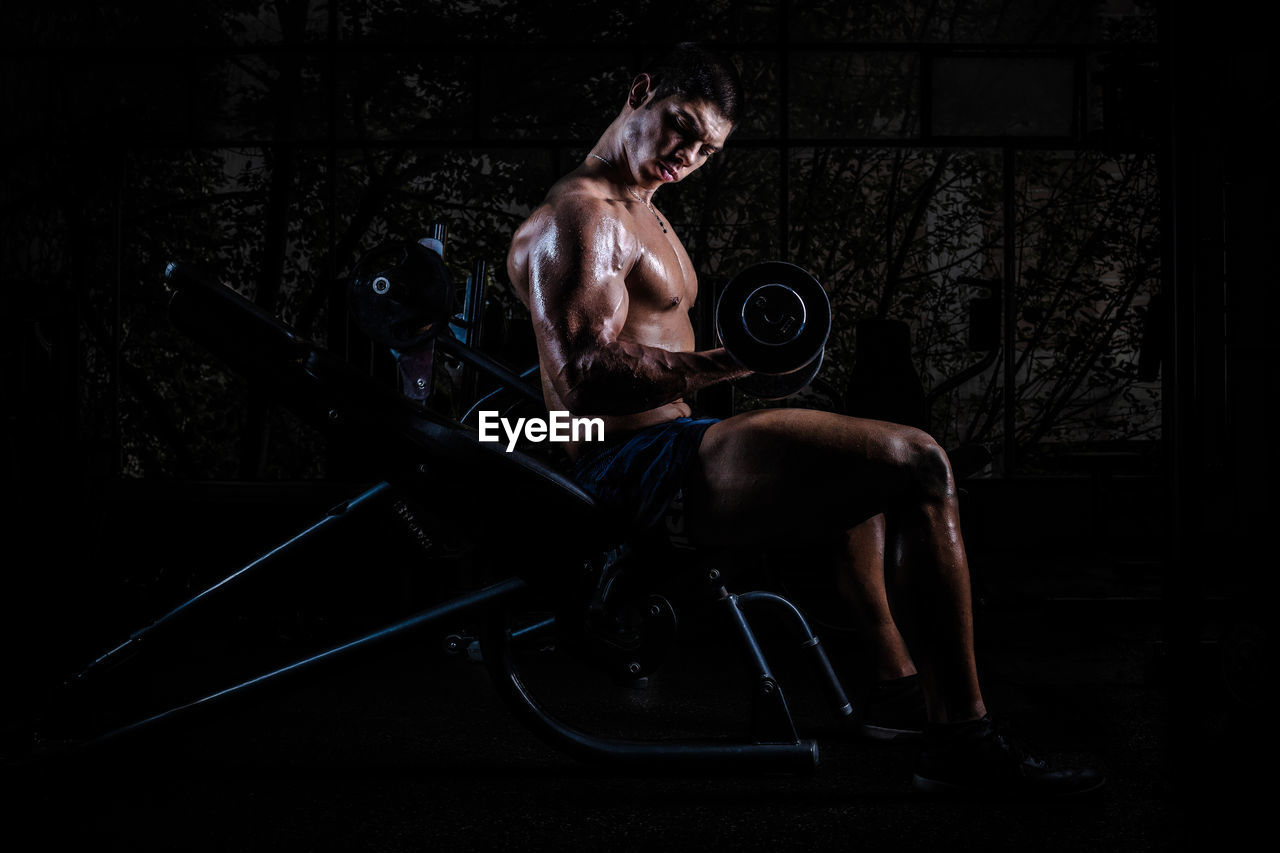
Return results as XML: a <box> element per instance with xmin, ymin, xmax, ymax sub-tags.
<box><xmin>346</xmin><ymin>236</ymin><xmax>542</xmax><ymax>409</ymax></box>
<box><xmin>845</xmin><ymin>279</ymin><xmax>998</xmax><ymax>478</ymax></box>
<box><xmin>42</xmin><ymin>234</ymin><xmax>853</xmax><ymax>774</ymax></box>
<box><xmin>349</xmin><ymin>238</ymin><xmax>455</xmax><ymax>350</ymax></box>
<box><xmin>715</xmin><ymin>262</ymin><xmax>831</xmax><ymax>400</ymax></box>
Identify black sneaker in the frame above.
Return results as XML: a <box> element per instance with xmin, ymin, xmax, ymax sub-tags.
<box><xmin>859</xmin><ymin>674</ymin><xmax>927</xmax><ymax>741</ymax></box>
<box><xmin>912</xmin><ymin>715</ymin><xmax>1105</xmax><ymax>797</ymax></box>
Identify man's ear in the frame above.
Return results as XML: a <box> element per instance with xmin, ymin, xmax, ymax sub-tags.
<box><xmin>627</xmin><ymin>73</ymin><xmax>653</xmax><ymax>110</ymax></box>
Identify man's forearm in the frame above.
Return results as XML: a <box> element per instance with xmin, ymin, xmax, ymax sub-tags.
<box><xmin>564</xmin><ymin>339</ymin><xmax>749</xmax><ymax>416</ymax></box>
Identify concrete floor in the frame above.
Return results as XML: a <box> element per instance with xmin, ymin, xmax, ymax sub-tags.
<box><xmin>2</xmin><ymin>485</ymin><xmax>1266</xmax><ymax>853</ymax></box>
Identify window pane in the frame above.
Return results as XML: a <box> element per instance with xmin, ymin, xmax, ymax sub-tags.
<box><xmin>931</xmin><ymin>56</ymin><xmax>1076</xmax><ymax>138</ymax></box>
<box><xmin>790</xmin><ymin>52</ymin><xmax>920</xmax><ymax>139</ymax></box>
<box><xmin>1010</xmin><ymin>150</ymin><xmax>1162</xmax><ymax>473</ymax></box>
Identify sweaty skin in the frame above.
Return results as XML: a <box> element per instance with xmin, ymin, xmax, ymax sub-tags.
<box><xmin>507</xmin><ymin>79</ymin><xmax>746</xmax><ymax>459</ymax></box>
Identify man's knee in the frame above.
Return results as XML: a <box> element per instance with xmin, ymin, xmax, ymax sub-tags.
<box><xmin>894</xmin><ymin>427</ymin><xmax>955</xmax><ymax>501</ymax></box>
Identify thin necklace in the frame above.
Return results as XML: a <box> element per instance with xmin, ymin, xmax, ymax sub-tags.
<box><xmin>591</xmin><ymin>153</ymin><xmax>668</xmax><ymax>234</ymax></box>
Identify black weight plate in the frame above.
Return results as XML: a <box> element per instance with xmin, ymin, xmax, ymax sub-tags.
<box><xmin>716</xmin><ymin>261</ymin><xmax>830</xmax><ymax>374</ymax></box>
<box><xmin>736</xmin><ymin>347</ymin><xmax>824</xmax><ymax>400</ymax></box>
<box><xmin>349</xmin><ymin>240</ymin><xmax>454</xmax><ymax>349</ymax></box>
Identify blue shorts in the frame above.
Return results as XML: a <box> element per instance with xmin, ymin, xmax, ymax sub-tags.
<box><xmin>571</xmin><ymin>417</ymin><xmax>719</xmax><ymax>539</ymax></box>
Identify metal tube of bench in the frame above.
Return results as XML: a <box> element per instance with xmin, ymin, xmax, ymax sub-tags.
<box><xmin>84</xmin><ymin>577</ymin><xmax>529</xmax><ymax>749</ymax></box>
<box><xmin>66</xmin><ymin>481</ymin><xmax>394</xmax><ymax>686</ymax></box>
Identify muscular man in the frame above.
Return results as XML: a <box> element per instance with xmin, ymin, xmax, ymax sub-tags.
<box><xmin>506</xmin><ymin>43</ymin><xmax>1101</xmax><ymax>797</ymax></box>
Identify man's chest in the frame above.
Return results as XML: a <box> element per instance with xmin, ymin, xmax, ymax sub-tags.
<box><xmin>625</xmin><ymin>224</ymin><xmax>698</xmax><ymax>313</ymax></box>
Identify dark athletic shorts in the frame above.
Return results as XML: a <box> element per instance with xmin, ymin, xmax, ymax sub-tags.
<box><xmin>570</xmin><ymin>417</ymin><xmax>720</xmax><ymax>543</ymax></box>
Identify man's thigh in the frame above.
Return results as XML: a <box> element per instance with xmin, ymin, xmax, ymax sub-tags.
<box><xmin>683</xmin><ymin>407</ymin><xmax>933</xmax><ymax>546</ymax></box>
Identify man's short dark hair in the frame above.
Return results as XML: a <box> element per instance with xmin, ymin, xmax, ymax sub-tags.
<box><xmin>646</xmin><ymin>43</ymin><xmax>743</xmax><ymax>127</ymax></box>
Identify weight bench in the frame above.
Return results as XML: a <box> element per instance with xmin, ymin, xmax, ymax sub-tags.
<box><xmin>56</xmin><ymin>253</ymin><xmax>853</xmax><ymax>773</ymax></box>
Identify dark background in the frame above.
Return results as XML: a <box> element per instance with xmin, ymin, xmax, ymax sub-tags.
<box><xmin>1</xmin><ymin>1</ymin><xmax>1275</xmax><ymax>850</ymax></box>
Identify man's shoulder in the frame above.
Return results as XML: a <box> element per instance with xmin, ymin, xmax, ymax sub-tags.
<box><xmin>518</xmin><ymin>177</ymin><xmax>636</xmax><ymax>253</ymax></box>
<box><xmin>542</xmin><ymin>175</ymin><xmax>628</xmax><ymax>225</ymax></box>
<box><xmin>509</xmin><ymin>173</ymin><xmax>639</xmax><ymax>299</ymax></box>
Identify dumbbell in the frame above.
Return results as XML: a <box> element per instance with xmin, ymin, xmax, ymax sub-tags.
<box><xmin>715</xmin><ymin>261</ymin><xmax>830</xmax><ymax>399</ymax></box>
<box><xmin>349</xmin><ymin>239</ymin><xmax>455</xmax><ymax>350</ymax></box>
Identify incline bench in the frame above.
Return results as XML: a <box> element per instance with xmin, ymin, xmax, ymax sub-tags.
<box><xmin>53</xmin><ymin>243</ymin><xmax>853</xmax><ymax>773</ymax></box>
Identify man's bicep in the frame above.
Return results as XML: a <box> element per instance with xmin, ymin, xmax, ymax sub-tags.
<box><xmin>528</xmin><ymin>211</ymin><xmax>631</xmax><ymax>352</ymax></box>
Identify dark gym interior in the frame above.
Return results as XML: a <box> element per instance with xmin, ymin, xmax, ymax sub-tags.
<box><xmin>2</xmin><ymin>2</ymin><xmax>1275</xmax><ymax>850</ymax></box>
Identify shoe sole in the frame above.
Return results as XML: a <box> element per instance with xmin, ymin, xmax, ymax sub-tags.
<box><xmin>860</xmin><ymin>723</ymin><xmax>924</xmax><ymax>741</ymax></box>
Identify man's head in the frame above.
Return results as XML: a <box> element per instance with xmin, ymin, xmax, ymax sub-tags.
<box><xmin>619</xmin><ymin>43</ymin><xmax>741</xmax><ymax>189</ymax></box>
<box><xmin>644</xmin><ymin>42</ymin><xmax>743</xmax><ymax>128</ymax></box>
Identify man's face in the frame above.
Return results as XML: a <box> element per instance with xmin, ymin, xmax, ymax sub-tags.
<box><xmin>624</xmin><ymin>93</ymin><xmax>733</xmax><ymax>189</ymax></box>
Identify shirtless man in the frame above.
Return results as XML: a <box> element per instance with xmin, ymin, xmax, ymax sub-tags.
<box><xmin>506</xmin><ymin>43</ymin><xmax>1101</xmax><ymax>796</ymax></box>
